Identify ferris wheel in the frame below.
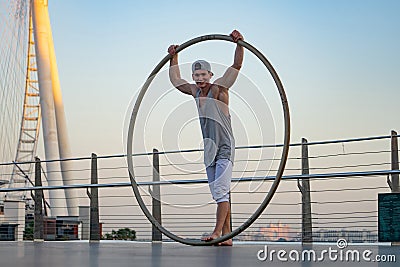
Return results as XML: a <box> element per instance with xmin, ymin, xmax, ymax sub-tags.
<box><xmin>0</xmin><ymin>0</ymin><xmax>77</xmax><ymax>216</ymax></box>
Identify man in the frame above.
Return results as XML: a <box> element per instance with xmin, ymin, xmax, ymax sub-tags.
<box><xmin>168</xmin><ymin>30</ymin><xmax>244</xmax><ymax>246</ymax></box>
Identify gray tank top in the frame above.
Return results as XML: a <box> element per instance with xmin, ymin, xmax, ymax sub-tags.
<box><xmin>195</xmin><ymin>88</ymin><xmax>235</xmax><ymax>167</ymax></box>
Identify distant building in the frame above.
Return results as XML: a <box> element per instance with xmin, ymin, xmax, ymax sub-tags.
<box><xmin>237</xmin><ymin>222</ymin><xmax>297</xmax><ymax>242</ymax></box>
<box><xmin>237</xmin><ymin>224</ymin><xmax>378</xmax><ymax>243</ymax></box>
<box><xmin>312</xmin><ymin>229</ymin><xmax>377</xmax><ymax>243</ymax></box>
<box><xmin>44</xmin><ymin>216</ymin><xmax>80</xmax><ymax>241</ymax></box>
<box><xmin>0</xmin><ymin>200</ymin><xmax>25</xmax><ymax>240</ymax></box>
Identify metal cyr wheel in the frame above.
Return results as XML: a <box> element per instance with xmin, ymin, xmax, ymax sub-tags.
<box><xmin>126</xmin><ymin>34</ymin><xmax>291</xmax><ymax>246</ymax></box>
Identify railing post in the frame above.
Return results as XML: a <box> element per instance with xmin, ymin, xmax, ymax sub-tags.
<box><xmin>152</xmin><ymin>148</ymin><xmax>162</xmax><ymax>242</ymax></box>
<box><xmin>89</xmin><ymin>153</ymin><xmax>100</xmax><ymax>242</ymax></box>
<box><xmin>297</xmin><ymin>138</ymin><xmax>313</xmax><ymax>243</ymax></box>
<box><xmin>34</xmin><ymin>157</ymin><xmax>44</xmax><ymax>241</ymax></box>
<box><xmin>391</xmin><ymin>130</ymin><xmax>399</xmax><ymax>193</ymax></box>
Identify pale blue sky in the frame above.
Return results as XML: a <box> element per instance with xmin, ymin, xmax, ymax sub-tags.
<box><xmin>42</xmin><ymin>0</ymin><xmax>400</xmax><ymax>157</ymax></box>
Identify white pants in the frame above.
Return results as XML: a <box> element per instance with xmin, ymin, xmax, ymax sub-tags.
<box><xmin>206</xmin><ymin>159</ymin><xmax>233</xmax><ymax>203</ymax></box>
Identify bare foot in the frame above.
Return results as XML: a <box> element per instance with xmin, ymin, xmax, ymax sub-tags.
<box><xmin>201</xmin><ymin>232</ymin><xmax>220</xmax><ymax>242</ymax></box>
<box><xmin>217</xmin><ymin>239</ymin><xmax>233</xmax><ymax>246</ymax></box>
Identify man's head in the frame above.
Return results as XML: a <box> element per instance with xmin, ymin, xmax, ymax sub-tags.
<box><xmin>192</xmin><ymin>60</ymin><xmax>213</xmax><ymax>88</ymax></box>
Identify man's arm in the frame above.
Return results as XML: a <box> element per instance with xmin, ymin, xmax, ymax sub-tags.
<box><xmin>214</xmin><ymin>30</ymin><xmax>244</xmax><ymax>89</ymax></box>
<box><xmin>168</xmin><ymin>45</ymin><xmax>194</xmax><ymax>96</ymax></box>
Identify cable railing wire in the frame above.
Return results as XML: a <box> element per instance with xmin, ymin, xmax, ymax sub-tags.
<box><xmin>1</xmin><ymin>133</ymin><xmax>398</xmax><ymax>167</ymax></box>
<box><xmin>1</xmin><ymin>132</ymin><xmax>398</xmax><ymax>243</ymax></box>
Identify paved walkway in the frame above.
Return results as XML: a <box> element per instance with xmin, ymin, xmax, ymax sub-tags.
<box><xmin>0</xmin><ymin>241</ymin><xmax>398</xmax><ymax>267</ymax></box>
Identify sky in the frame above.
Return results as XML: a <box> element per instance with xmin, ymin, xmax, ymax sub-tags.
<box><xmin>43</xmin><ymin>0</ymin><xmax>400</xmax><ymax>159</ymax></box>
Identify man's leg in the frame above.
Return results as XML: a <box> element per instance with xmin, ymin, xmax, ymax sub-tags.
<box><xmin>202</xmin><ymin>159</ymin><xmax>232</xmax><ymax>244</ymax></box>
<box><xmin>202</xmin><ymin>201</ymin><xmax>229</xmax><ymax>241</ymax></box>
<box><xmin>219</xmin><ymin>200</ymin><xmax>233</xmax><ymax>246</ymax></box>
<box><xmin>217</xmin><ymin>160</ymin><xmax>233</xmax><ymax>245</ymax></box>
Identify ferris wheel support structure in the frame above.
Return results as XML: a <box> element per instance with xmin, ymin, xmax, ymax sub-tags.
<box><xmin>5</xmin><ymin>15</ymin><xmax>41</xmax><ymax>201</ymax></box>
<box><xmin>31</xmin><ymin>0</ymin><xmax>77</xmax><ymax>216</ymax></box>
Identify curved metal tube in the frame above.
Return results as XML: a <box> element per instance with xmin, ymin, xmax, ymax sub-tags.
<box><xmin>127</xmin><ymin>34</ymin><xmax>291</xmax><ymax>245</ymax></box>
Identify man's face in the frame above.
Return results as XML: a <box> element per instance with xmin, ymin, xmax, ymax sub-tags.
<box><xmin>192</xmin><ymin>70</ymin><xmax>213</xmax><ymax>88</ymax></box>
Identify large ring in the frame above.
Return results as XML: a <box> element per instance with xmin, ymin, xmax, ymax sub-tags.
<box><xmin>126</xmin><ymin>34</ymin><xmax>290</xmax><ymax>246</ymax></box>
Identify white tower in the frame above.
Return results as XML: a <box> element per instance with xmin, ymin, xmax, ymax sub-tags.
<box><xmin>31</xmin><ymin>0</ymin><xmax>78</xmax><ymax>216</ymax></box>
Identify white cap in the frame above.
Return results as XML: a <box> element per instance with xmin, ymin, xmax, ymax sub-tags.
<box><xmin>192</xmin><ymin>60</ymin><xmax>212</xmax><ymax>74</ymax></box>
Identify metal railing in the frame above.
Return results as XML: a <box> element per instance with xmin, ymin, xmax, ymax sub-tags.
<box><xmin>0</xmin><ymin>130</ymin><xmax>398</xmax><ymax>243</ymax></box>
